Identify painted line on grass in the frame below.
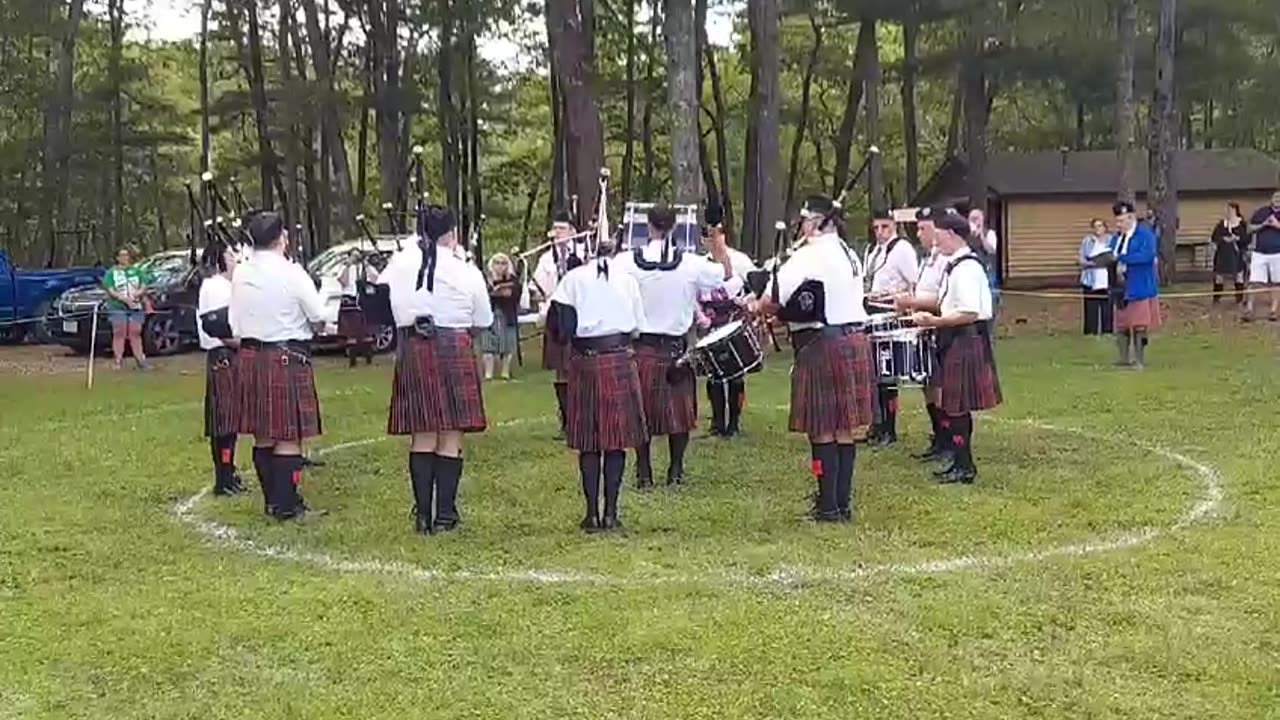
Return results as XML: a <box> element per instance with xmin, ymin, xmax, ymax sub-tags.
<box><xmin>173</xmin><ymin>413</ymin><xmax>1225</xmax><ymax>588</ymax></box>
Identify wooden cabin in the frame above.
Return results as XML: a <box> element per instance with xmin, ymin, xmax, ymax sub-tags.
<box><xmin>914</xmin><ymin>149</ymin><xmax>1280</xmax><ymax>288</ymax></box>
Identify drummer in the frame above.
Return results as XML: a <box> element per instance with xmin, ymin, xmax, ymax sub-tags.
<box><xmin>864</xmin><ymin>208</ymin><xmax>919</xmax><ymax>448</ymax></box>
<box><xmin>696</xmin><ymin>202</ymin><xmax>758</xmax><ymax>438</ymax></box>
<box><xmin>906</xmin><ymin>208</ymin><xmax>950</xmax><ymax>464</ymax></box>
<box><xmin>896</xmin><ymin>211</ymin><xmax>1001</xmax><ymax>484</ymax></box>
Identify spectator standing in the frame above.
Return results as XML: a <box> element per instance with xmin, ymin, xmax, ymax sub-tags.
<box><xmin>1210</xmin><ymin>202</ymin><xmax>1249</xmax><ymax>305</ymax></box>
<box><xmin>102</xmin><ymin>246</ymin><xmax>153</xmax><ymax>371</ymax></box>
<box><xmin>480</xmin><ymin>253</ymin><xmax>522</xmax><ymax>380</ymax></box>
<box><xmin>1079</xmin><ymin>218</ymin><xmax>1113</xmax><ymax>335</ymax></box>
<box><xmin>1245</xmin><ymin>191</ymin><xmax>1280</xmax><ymax>322</ymax></box>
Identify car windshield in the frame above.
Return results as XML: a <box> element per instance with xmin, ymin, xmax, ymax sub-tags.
<box><xmin>137</xmin><ymin>254</ymin><xmax>191</xmax><ymax>285</ymax></box>
<box><xmin>307</xmin><ymin>248</ymin><xmax>352</xmax><ymax>278</ymax></box>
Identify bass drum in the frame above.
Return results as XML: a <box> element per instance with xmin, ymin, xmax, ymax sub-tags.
<box><xmin>691</xmin><ymin>320</ymin><xmax>763</xmax><ymax>381</ymax></box>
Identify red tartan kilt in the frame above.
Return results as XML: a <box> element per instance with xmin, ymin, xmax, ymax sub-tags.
<box><xmin>237</xmin><ymin>345</ymin><xmax>322</xmax><ymax>442</ymax></box>
<box><xmin>1115</xmin><ymin>297</ymin><xmax>1163</xmax><ymax>332</ymax></box>
<box><xmin>204</xmin><ymin>348</ymin><xmax>239</xmax><ymax>437</ymax></box>
<box><xmin>633</xmin><ymin>342</ymin><xmax>698</xmax><ymax>436</ymax></box>
<box><xmin>789</xmin><ymin>331</ymin><xmax>875</xmax><ymax>436</ymax></box>
<box><xmin>939</xmin><ymin>335</ymin><xmax>1003</xmax><ymax>415</ymax></box>
<box><xmin>337</xmin><ymin>305</ymin><xmax>370</xmax><ymax>340</ymax></box>
<box><xmin>542</xmin><ymin>334</ymin><xmax>571</xmax><ymax>378</ymax></box>
<box><xmin>565</xmin><ymin>349</ymin><xmax>649</xmax><ymax>452</ymax></box>
<box><xmin>388</xmin><ymin>331</ymin><xmax>487</xmax><ymax>435</ymax></box>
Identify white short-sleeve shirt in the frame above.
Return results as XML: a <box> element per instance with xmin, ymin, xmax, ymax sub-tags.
<box><xmin>770</xmin><ymin>232</ymin><xmax>869</xmax><ymax>328</ymax></box>
<box><xmin>939</xmin><ymin>250</ymin><xmax>993</xmax><ymax>320</ymax></box>
<box><xmin>380</xmin><ymin>243</ymin><xmax>494</xmax><ymax>329</ymax></box>
<box><xmin>613</xmin><ymin>240</ymin><xmax>725</xmax><ymax>336</ymax></box>
<box><xmin>550</xmin><ymin>260</ymin><xmax>646</xmax><ymax>338</ymax></box>
<box><xmin>197</xmin><ymin>274</ymin><xmax>233</xmax><ymax>350</ymax></box>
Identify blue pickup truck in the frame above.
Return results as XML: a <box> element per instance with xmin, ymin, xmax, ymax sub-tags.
<box><xmin>0</xmin><ymin>248</ymin><xmax>104</xmax><ymax>344</ymax></box>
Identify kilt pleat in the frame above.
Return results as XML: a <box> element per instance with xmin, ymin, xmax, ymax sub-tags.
<box><xmin>788</xmin><ymin>331</ymin><xmax>875</xmax><ymax>436</ymax></box>
<box><xmin>565</xmin><ymin>349</ymin><xmax>648</xmax><ymax>452</ymax></box>
<box><xmin>1115</xmin><ymin>297</ymin><xmax>1163</xmax><ymax>332</ymax></box>
<box><xmin>542</xmin><ymin>334</ymin><xmax>571</xmax><ymax>377</ymax></box>
<box><xmin>387</xmin><ymin>332</ymin><xmax>487</xmax><ymax>435</ymax></box>
<box><xmin>204</xmin><ymin>348</ymin><xmax>239</xmax><ymax>437</ymax></box>
<box><xmin>939</xmin><ymin>334</ymin><xmax>1002</xmax><ymax>415</ymax></box>
<box><xmin>237</xmin><ymin>345</ymin><xmax>323</xmax><ymax>442</ymax></box>
<box><xmin>633</xmin><ymin>342</ymin><xmax>698</xmax><ymax>436</ymax></box>
<box><xmin>337</xmin><ymin>305</ymin><xmax>371</xmax><ymax>340</ymax></box>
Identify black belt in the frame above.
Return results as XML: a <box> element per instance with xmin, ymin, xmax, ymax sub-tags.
<box><xmin>398</xmin><ymin>325</ymin><xmax>469</xmax><ymax>341</ymax></box>
<box><xmin>572</xmin><ymin>333</ymin><xmax>631</xmax><ymax>355</ymax></box>
<box><xmin>942</xmin><ymin>320</ymin><xmax>990</xmax><ymax>339</ymax></box>
<box><xmin>635</xmin><ymin>333</ymin><xmax>687</xmax><ymax>351</ymax></box>
<box><xmin>241</xmin><ymin>338</ymin><xmax>311</xmax><ymax>354</ymax></box>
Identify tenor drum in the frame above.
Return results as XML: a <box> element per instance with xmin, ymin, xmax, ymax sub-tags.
<box><xmin>870</xmin><ymin>328</ymin><xmax>935</xmax><ymax>384</ymax></box>
<box><xmin>691</xmin><ymin>320</ymin><xmax>763</xmax><ymax>381</ymax></box>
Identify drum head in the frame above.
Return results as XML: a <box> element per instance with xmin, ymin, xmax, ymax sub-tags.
<box><xmin>697</xmin><ymin>320</ymin><xmax>743</xmax><ymax>348</ymax></box>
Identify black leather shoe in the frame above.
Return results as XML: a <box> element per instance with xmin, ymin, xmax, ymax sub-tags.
<box><xmin>937</xmin><ymin>467</ymin><xmax>977</xmax><ymax>485</ymax></box>
<box><xmin>433</xmin><ymin>519</ymin><xmax>459</xmax><ymax>534</ymax></box>
<box><xmin>228</xmin><ymin>473</ymin><xmax>248</xmax><ymax>494</ymax></box>
<box><xmin>810</xmin><ymin>510</ymin><xmax>843</xmax><ymax>524</ymax></box>
<box><xmin>414</xmin><ymin>515</ymin><xmax>433</xmax><ymax>535</ymax></box>
<box><xmin>636</xmin><ymin>476</ymin><xmax>655</xmax><ymax>490</ymax></box>
<box><xmin>931</xmin><ymin>460</ymin><xmax>958</xmax><ymax>479</ymax></box>
<box><xmin>666</xmin><ymin>472</ymin><xmax>684</xmax><ymax>487</ymax></box>
<box><xmin>213</xmin><ymin>484</ymin><xmax>237</xmax><ymax>498</ymax></box>
<box><xmin>839</xmin><ymin>507</ymin><xmax>853</xmax><ymax>523</ymax></box>
<box><xmin>601</xmin><ymin>516</ymin><xmax>625</xmax><ymax>532</ymax></box>
<box><xmin>579</xmin><ymin>515</ymin><xmax>602</xmax><ymax>534</ymax></box>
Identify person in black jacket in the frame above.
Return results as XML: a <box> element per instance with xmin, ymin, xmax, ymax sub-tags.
<box><xmin>1211</xmin><ymin>202</ymin><xmax>1249</xmax><ymax>305</ymax></box>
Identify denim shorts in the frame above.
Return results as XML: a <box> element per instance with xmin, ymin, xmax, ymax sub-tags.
<box><xmin>107</xmin><ymin>309</ymin><xmax>146</xmax><ymax>326</ymax></box>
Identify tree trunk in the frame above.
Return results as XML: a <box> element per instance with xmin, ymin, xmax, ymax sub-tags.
<box><xmin>357</xmin><ymin>42</ymin><xmax>371</xmax><ymax>203</ymax></box>
<box><xmin>299</xmin><ymin>0</ymin><xmax>356</xmax><ymax>232</ymax></box>
<box><xmin>664</xmin><ymin>0</ymin><xmax>700</xmax><ymax>204</ymax></box>
<box><xmin>199</xmin><ymin>0</ymin><xmax>213</xmax><ymax>214</ymax></box>
<box><xmin>276</xmin><ymin>0</ymin><xmax>299</xmax><ymax>230</ymax></box>
<box><xmin>962</xmin><ymin>9</ymin><xmax>990</xmax><ymax>216</ymax></box>
<box><xmin>694</xmin><ymin>0</ymin><xmax>717</xmax><ymax>206</ymax></box>
<box><xmin>785</xmin><ymin>13</ymin><xmax>822</xmax><ymax>215</ymax></box>
<box><xmin>901</xmin><ymin>7</ymin><xmax>920</xmax><ymax>200</ymax></box>
<box><xmin>831</xmin><ymin>18</ymin><xmax>874</xmax><ymax>198</ymax></box>
<box><xmin>437</xmin><ymin>0</ymin><xmax>461</xmax><ymax>212</ymax></box>
<box><xmin>38</xmin><ymin>0</ymin><xmax>87</xmax><ymax>266</ymax></box>
<box><xmin>704</xmin><ymin>42</ymin><xmax>733</xmax><ymax>239</ymax></box>
<box><xmin>244</xmin><ymin>0</ymin><xmax>280</xmax><ymax>209</ymax></box>
<box><xmin>108</xmin><ymin>0</ymin><xmax>125</xmax><ymax>250</ymax></box>
<box><xmin>864</xmin><ymin>16</ymin><xmax>883</xmax><ymax>210</ymax></box>
<box><xmin>621</xmin><ymin>0</ymin><xmax>637</xmax><ymax>201</ymax></box>
<box><xmin>642</xmin><ymin>0</ymin><xmax>659</xmax><ymax>199</ymax></box>
<box><xmin>546</xmin><ymin>0</ymin><xmax>607</xmax><ymax>227</ymax></box>
<box><xmin>465</xmin><ymin>3</ymin><xmax>483</xmax><ymax>264</ymax></box>
<box><xmin>1115</xmin><ymin>0</ymin><xmax>1138</xmax><ymax>204</ymax></box>
<box><xmin>369</xmin><ymin>0</ymin><xmax>402</xmax><ymax>216</ymax></box>
<box><xmin>546</xmin><ymin>30</ymin><xmax>566</xmax><ymax>219</ymax></box>
<box><xmin>1076</xmin><ymin>101</ymin><xmax>1086</xmax><ymax>150</ymax></box>
<box><xmin>1151</xmin><ymin>0</ymin><xmax>1178</xmax><ymax>282</ymax></box>
<box><xmin>743</xmin><ymin>0</ymin><xmax>780</xmax><ymax>258</ymax></box>
<box><xmin>944</xmin><ymin>71</ymin><xmax>962</xmax><ymax>159</ymax></box>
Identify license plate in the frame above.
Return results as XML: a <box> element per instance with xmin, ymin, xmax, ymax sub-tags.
<box><xmin>63</xmin><ymin>320</ymin><xmax>78</xmax><ymax>333</ymax></box>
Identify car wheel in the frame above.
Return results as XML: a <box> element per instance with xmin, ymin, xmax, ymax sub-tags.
<box><xmin>28</xmin><ymin>300</ymin><xmax>54</xmax><ymax>344</ymax></box>
<box><xmin>143</xmin><ymin>315</ymin><xmax>182</xmax><ymax>356</ymax></box>
<box><xmin>0</xmin><ymin>324</ymin><xmax>25</xmax><ymax>345</ymax></box>
<box><xmin>372</xmin><ymin>324</ymin><xmax>397</xmax><ymax>354</ymax></box>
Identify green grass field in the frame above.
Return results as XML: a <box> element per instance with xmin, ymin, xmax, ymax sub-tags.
<box><xmin>3</xmin><ymin>305</ymin><xmax>1279</xmax><ymax>718</ymax></box>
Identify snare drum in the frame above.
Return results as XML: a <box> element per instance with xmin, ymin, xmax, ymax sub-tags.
<box><xmin>870</xmin><ymin>328</ymin><xmax>935</xmax><ymax>384</ymax></box>
<box><xmin>865</xmin><ymin>312</ymin><xmax>904</xmax><ymax>335</ymax></box>
<box><xmin>689</xmin><ymin>320</ymin><xmax>763</xmax><ymax>381</ymax></box>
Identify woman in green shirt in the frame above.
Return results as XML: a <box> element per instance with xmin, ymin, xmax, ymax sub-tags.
<box><xmin>102</xmin><ymin>246</ymin><xmax>153</xmax><ymax>370</ymax></box>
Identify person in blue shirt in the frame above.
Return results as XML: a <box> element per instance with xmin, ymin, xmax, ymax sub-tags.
<box><xmin>1108</xmin><ymin>201</ymin><xmax>1162</xmax><ymax>369</ymax></box>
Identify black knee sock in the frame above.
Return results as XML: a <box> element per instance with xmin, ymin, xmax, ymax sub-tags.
<box><xmin>925</xmin><ymin>403</ymin><xmax>942</xmax><ymax>449</ymax></box>
<box><xmin>408</xmin><ymin>452</ymin><xmax>437</xmax><ymax>519</ymax></box>
<box><xmin>579</xmin><ymin>452</ymin><xmax>602</xmax><ymax>520</ymax></box>
<box><xmin>210</xmin><ymin>437</ymin><xmax>226</xmax><ymax>489</ymax></box>
<box><xmin>270</xmin><ymin>454</ymin><xmax>305</xmax><ymax>517</ymax></box>
<box><xmin>835</xmin><ymin>443</ymin><xmax>856</xmax><ymax>514</ymax></box>
<box><xmin>1213</xmin><ymin>282</ymin><xmax>1224</xmax><ymax>302</ymax></box>
<box><xmin>937</xmin><ymin>416</ymin><xmax>955</xmax><ymax>458</ymax></box>
<box><xmin>252</xmin><ymin>446</ymin><xmax>274</xmax><ymax>512</ymax></box>
<box><xmin>728</xmin><ymin>379</ymin><xmax>745</xmax><ymax>433</ymax></box>
<box><xmin>435</xmin><ymin>455</ymin><xmax>463</xmax><ymax>525</ymax></box>
<box><xmin>554</xmin><ymin>382</ymin><xmax>568</xmax><ymax>432</ymax></box>
<box><xmin>707</xmin><ymin>380</ymin><xmax>726</xmax><ymax>433</ymax></box>
<box><xmin>603</xmin><ymin>450</ymin><xmax>626</xmax><ymax>520</ymax></box>
<box><xmin>667</xmin><ymin>433</ymin><xmax>689</xmax><ymax>480</ymax></box>
<box><xmin>947</xmin><ymin>414</ymin><xmax>974</xmax><ymax>471</ymax></box>
<box><xmin>811</xmin><ymin>442</ymin><xmax>838</xmax><ymax>516</ymax></box>
<box><xmin>636</xmin><ymin>442</ymin><xmax>653</xmax><ymax>482</ymax></box>
<box><xmin>1235</xmin><ymin>282</ymin><xmax>1246</xmax><ymax>304</ymax></box>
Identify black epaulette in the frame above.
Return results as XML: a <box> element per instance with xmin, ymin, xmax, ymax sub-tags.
<box><xmin>632</xmin><ymin>247</ymin><xmax>682</xmax><ymax>271</ymax></box>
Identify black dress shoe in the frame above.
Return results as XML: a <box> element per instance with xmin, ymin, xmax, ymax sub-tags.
<box><xmin>579</xmin><ymin>516</ymin><xmax>602</xmax><ymax>534</ymax></box>
<box><xmin>213</xmin><ymin>485</ymin><xmax>237</xmax><ymax>498</ymax></box>
<box><xmin>937</xmin><ymin>467</ymin><xmax>977</xmax><ymax>485</ymax></box>
<box><xmin>601</xmin><ymin>516</ymin><xmax>625</xmax><ymax>532</ymax></box>
<box><xmin>414</xmin><ymin>515</ymin><xmax>433</xmax><ymax>535</ymax></box>
<box><xmin>228</xmin><ymin>473</ymin><xmax>248</xmax><ymax>494</ymax></box>
<box><xmin>636</xmin><ymin>476</ymin><xmax>655</xmax><ymax>490</ymax></box>
<box><xmin>838</xmin><ymin>507</ymin><xmax>853</xmax><ymax>523</ymax></box>
<box><xmin>665</xmin><ymin>472</ymin><xmax>684</xmax><ymax>487</ymax></box>
<box><xmin>433</xmin><ymin>519</ymin><xmax>460</xmax><ymax>534</ymax></box>
<box><xmin>810</xmin><ymin>510</ymin><xmax>843</xmax><ymax>524</ymax></box>
<box><xmin>277</xmin><ymin>507</ymin><xmax>327</xmax><ymax>523</ymax></box>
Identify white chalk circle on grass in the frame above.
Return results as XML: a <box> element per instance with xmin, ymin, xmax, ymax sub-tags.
<box><xmin>172</xmin><ymin>413</ymin><xmax>1225</xmax><ymax>588</ymax></box>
